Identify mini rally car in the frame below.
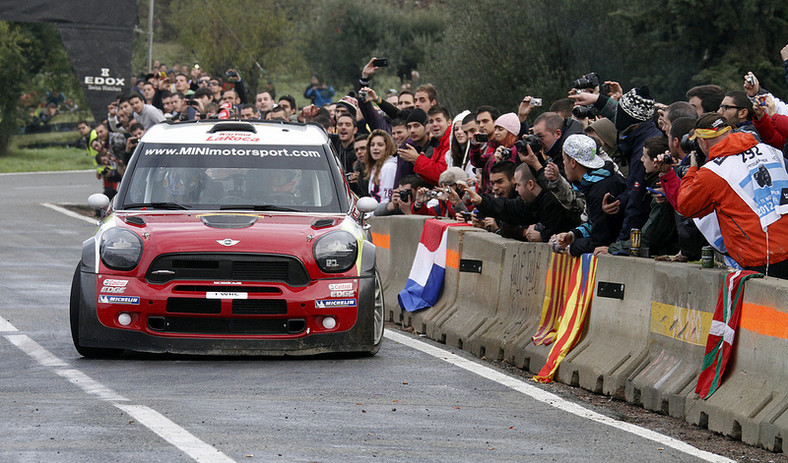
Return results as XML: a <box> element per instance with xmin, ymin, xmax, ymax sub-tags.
<box><xmin>70</xmin><ymin>120</ymin><xmax>383</xmax><ymax>357</ymax></box>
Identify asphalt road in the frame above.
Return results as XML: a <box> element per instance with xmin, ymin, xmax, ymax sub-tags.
<box><xmin>0</xmin><ymin>171</ymin><xmax>732</xmax><ymax>463</ymax></box>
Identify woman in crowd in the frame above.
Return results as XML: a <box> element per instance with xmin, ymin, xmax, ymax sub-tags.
<box><xmin>365</xmin><ymin>129</ymin><xmax>398</xmax><ymax>204</ymax></box>
<box><xmin>469</xmin><ymin>112</ymin><xmax>520</xmax><ymax>193</ymax></box>
<box><xmin>448</xmin><ymin>110</ymin><xmax>477</xmax><ymax>182</ymax></box>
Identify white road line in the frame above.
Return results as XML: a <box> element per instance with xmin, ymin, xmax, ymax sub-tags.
<box><xmin>0</xmin><ymin>315</ymin><xmax>18</xmax><ymax>332</ymax></box>
<box><xmin>5</xmin><ymin>334</ymin><xmax>68</xmax><ymax>367</ymax></box>
<box><xmin>385</xmin><ymin>330</ymin><xmax>734</xmax><ymax>463</ymax></box>
<box><xmin>56</xmin><ymin>369</ymin><xmax>130</xmax><ymax>402</ymax></box>
<box><xmin>1</xmin><ymin>330</ymin><xmax>237</xmax><ymax>463</ymax></box>
<box><xmin>116</xmin><ymin>404</ymin><xmax>236</xmax><ymax>463</ymax></box>
<box><xmin>41</xmin><ymin>202</ymin><xmax>99</xmax><ymax>225</ymax></box>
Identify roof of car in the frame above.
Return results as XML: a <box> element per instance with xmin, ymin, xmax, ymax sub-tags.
<box><xmin>142</xmin><ymin>119</ymin><xmax>329</xmax><ymax>145</ymax></box>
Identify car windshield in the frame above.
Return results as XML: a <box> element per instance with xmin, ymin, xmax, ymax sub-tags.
<box><xmin>118</xmin><ymin>142</ymin><xmax>342</xmax><ymax>212</ymax></box>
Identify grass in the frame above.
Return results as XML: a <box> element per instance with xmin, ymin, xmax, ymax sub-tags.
<box><xmin>0</xmin><ymin>132</ymin><xmax>93</xmax><ymax>173</ymax></box>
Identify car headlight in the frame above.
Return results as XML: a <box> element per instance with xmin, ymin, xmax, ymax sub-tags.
<box><xmin>100</xmin><ymin>228</ymin><xmax>143</xmax><ymax>271</ymax></box>
<box><xmin>313</xmin><ymin>231</ymin><xmax>358</xmax><ymax>273</ymax></box>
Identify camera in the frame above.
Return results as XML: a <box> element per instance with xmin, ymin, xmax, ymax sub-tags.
<box><xmin>357</xmin><ymin>89</ymin><xmax>368</xmax><ymax>101</ymax></box>
<box><xmin>680</xmin><ymin>133</ymin><xmax>699</xmax><ymax>154</ymax></box>
<box><xmin>474</xmin><ymin>133</ymin><xmax>488</xmax><ymax>143</ymax></box>
<box><xmin>129</xmin><ymin>137</ymin><xmax>139</xmax><ymax>144</ymax></box>
<box><xmin>530</xmin><ymin>98</ymin><xmax>542</xmax><ymax>107</ymax></box>
<box><xmin>572</xmin><ymin>105</ymin><xmax>597</xmax><ymax>119</ymax></box>
<box><xmin>500</xmin><ymin>147</ymin><xmax>512</xmax><ymax>158</ymax></box>
<box><xmin>460</xmin><ymin>211</ymin><xmax>473</xmax><ymax>223</ymax></box>
<box><xmin>753</xmin><ymin>164</ymin><xmax>772</xmax><ymax>188</ymax></box>
<box><xmin>425</xmin><ymin>189</ymin><xmax>440</xmax><ymax>199</ymax></box>
<box><xmin>745</xmin><ymin>74</ymin><xmax>756</xmax><ymax>86</ymax></box>
<box><xmin>399</xmin><ymin>189</ymin><xmax>411</xmax><ymax>202</ymax></box>
<box><xmin>372</xmin><ymin>58</ymin><xmax>388</xmax><ymax>67</ymax></box>
<box><xmin>225</xmin><ymin>70</ymin><xmax>238</xmax><ymax>78</ymax></box>
<box><xmin>600</xmin><ymin>82</ymin><xmax>612</xmax><ymax>95</ymax></box>
<box><xmin>522</xmin><ymin>134</ymin><xmax>542</xmax><ymax>154</ymax></box>
<box><xmin>572</xmin><ymin>72</ymin><xmax>600</xmax><ymax>91</ymax></box>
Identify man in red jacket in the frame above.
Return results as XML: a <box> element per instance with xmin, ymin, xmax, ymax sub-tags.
<box><xmin>676</xmin><ymin>113</ymin><xmax>788</xmax><ymax>278</ymax></box>
<box><xmin>397</xmin><ymin>105</ymin><xmax>452</xmax><ymax>186</ymax></box>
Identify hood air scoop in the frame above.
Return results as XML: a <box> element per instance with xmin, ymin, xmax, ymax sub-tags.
<box><xmin>201</xmin><ymin>214</ymin><xmax>259</xmax><ymax>229</ymax></box>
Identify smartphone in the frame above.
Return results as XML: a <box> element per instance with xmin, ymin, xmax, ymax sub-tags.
<box><xmin>646</xmin><ymin>187</ymin><xmax>667</xmax><ymax>197</ymax></box>
<box><xmin>372</xmin><ymin>58</ymin><xmax>388</xmax><ymax>67</ymax></box>
<box><xmin>530</xmin><ymin>98</ymin><xmax>542</xmax><ymax>107</ymax></box>
<box><xmin>474</xmin><ymin>133</ymin><xmax>488</xmax><ymax>143</ymax></box>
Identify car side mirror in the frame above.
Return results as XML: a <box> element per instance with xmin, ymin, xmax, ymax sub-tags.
<box><xmin>356</xmin><ymin>197</ymin><xmax>378</xmax><ymax>213</ymax></box>
<box><xmin>88</xmin><ymin>193</ymin><xmax>110</xmax><ymax>210</ymax></box>
<box><xmin>356</xmin><ymin>197</ymin><xmax>378</xmax><ymax>229</ymax></box>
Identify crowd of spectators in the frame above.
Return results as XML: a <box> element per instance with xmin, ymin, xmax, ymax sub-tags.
<box><xmin>77</xmin><ymin>46</ymin><xmax>788</xmax><ymax>278</ymax></box>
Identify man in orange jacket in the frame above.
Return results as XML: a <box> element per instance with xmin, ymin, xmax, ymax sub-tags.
<box><xmin>676</xmin><ymin>113</ymin><xmax>788</xmax><ymax>278</ymax></box>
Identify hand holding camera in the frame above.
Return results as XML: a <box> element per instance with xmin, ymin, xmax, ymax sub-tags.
<box><xmin>472</xmin><ymin>132</ymin><xmax>488</xmax><ymax>145</ymax></box>
<box><xmin>397</xmin><ymin>144</ymin><xmax>420</xmax><ymax>163</ymax></box>
<box><xmin>743</xmin><ymin>72</ymin><xmax>759</xmax><ymax>97</ymax></box>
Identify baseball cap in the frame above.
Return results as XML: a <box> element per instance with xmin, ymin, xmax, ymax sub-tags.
<box><xmin>563</xmin><ymin>134</ymin><xmax>604</xmax><ymax>169</ymax></box>
<box><xmin>689</xmin><ymin>113</ymin><xmax>732</xmax><ymax>140</ymax></box>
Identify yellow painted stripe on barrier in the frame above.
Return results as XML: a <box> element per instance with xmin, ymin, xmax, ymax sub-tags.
<box><xmin>446</xmin><ymin>249</ymin><xmax>459</xmax><ymax>269</ymax></box>
<box><xmin>649</xmin><ymin>302</ymin><xmax>713</xmax><ymax>346</ymax></box>
<box><xmin>741</xmin><ymin>303</ymin><xmax>788</xmax><ymax>339</ymax></box>
<box><xmin>371</xmin><ymin>232</ymin><xmax>390</xmax><ymax>249</ymax></box>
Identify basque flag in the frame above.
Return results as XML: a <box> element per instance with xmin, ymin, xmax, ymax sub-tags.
<box><xmin>398</xmin><ymin>219</ymin><xmax>468</xmax><ymax>312</ymax></box>
<box><xmin>695</xmin><ymin>270</ymin><xmax>762</xmax><ymax>399</ymax></box>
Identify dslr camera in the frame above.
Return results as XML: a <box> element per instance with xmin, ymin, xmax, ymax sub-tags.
<box><xmin>572</xmin><ymin>105</ymin><xmax>597</xmax><ymax>119</ymax></box>
<box><xmin>357</xmin><ymin>89</ymin><xmax>369</xmax><ymax>101</ymax></box>
<box><xmin>572</xmin><ymin>72</ymin><xmax>601</xmax><ymax>91</ymax></box>
<box><xmin>520</xmin><ymin>134</ymin><xmax>542</xmax><ymax>154</ymax></box>
<box><xmin>399</xmin><ymin>189</ymin><xmax>411</xmax><ymax>202</ymax></box>
<box><xmin>680</xmin><ymin>133</ymin><xmax>699</xmax><ymax>154</ymax></box>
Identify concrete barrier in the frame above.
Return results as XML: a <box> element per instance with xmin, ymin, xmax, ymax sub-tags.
<box><xmin>406</xmin><ymin>226</ymin><xmax>485</xmax><ymax>339</ymax></box>
<box><xmin>466</xmin><ymin>242</ymin><xmax>552</xmax><ymax>371</ymax></box>
<box><xmin>371</xmin><ymin>215</ymin><xmax>428</xmax><ymax>323</ymax></box>
<box><xmin>552</xmin><ymin>254</ymin><xmax>653</xmax><ymax>398</ymax></box>
<box><xmin>684</xmin><ymin>276</ymin><xmax>788</xmax><ymax>452</ymax></box>
<box><xmin>625</xmin><ymin>263</ymin><xmax>723</xmax><ymax>418</ymax></box>
<box><xmin>374</xmin><ymin>215</ymin><xmax>788</xmax><ymax>454</ymax></box>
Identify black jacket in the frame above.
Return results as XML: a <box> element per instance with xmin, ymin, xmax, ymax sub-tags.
<box><xmin>475</xmin><ymin>189</ymin><xmax>581</xmax><ymax>242</ymax></box>
<box><xmin>569</xmin><ymin>161</ymin><xmax>627</xmax><ymax>256</ymax></box>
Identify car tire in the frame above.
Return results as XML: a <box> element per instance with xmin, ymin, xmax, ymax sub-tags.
<box><xmin>364</xmin><ymin>269</ymin><xmax>385</xmax><ymax>356</ymax></box>
<box><xmin>69</xmin><ymin>263</ymin><xmax>122</xmax><ymax>359</ymax></box>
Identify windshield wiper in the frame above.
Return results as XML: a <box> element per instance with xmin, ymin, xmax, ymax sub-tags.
<box><xmin>123</xmin><ymin>202</ymin><xmax>190</xmax><ymax>210</ymax></box>
<box><xmin>218</xmin><ymin>204</ymin><xmax>301</xmax><ymax>212</ymax></box>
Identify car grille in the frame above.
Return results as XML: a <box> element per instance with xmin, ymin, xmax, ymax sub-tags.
<box><xmin>147</xmin><ymin>316</ymin><xmax>305</xmax><ymax>335</ymax></box>
<box><xmin>146</xmin><ymin>254</ymin><xmax>309</xmax><ymax>285</ymax></box>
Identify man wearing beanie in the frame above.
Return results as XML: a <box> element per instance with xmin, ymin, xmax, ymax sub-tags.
<box><xmin>677</xmin><ymin>113</ymin><xmax>788</xmax><ymax>279</ymax></box>
<box><xmin>551</xmin><ymin>134</ymin><xmax>627</xmax><ymax>256</ymax></box>
<box><xmin>571</xmin><ymin>86</ymin><xmax>663</xmax><ymax>242</ymax></box>
<box><xmin>397</xmin><ymin>108</ymin><xmax>435</xmax><ymax>186</ymax></box>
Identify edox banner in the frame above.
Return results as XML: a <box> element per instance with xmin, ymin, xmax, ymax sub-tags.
<box><xmin>0</xmin><ymin>1</ymin><xmax>137</xmax><ymax>124</ymax></box>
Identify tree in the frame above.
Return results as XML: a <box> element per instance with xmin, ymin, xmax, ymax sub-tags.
<box><xmin>0</xmin><ymin>22</ymin><xmax>79</xmax><ymax>155</ymax></box>
<box><xmin>169</xmin><ymin>0</ymin><xmax>305</xmax><ymax>99</ymax></box>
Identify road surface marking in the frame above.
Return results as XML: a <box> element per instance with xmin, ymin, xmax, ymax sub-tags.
<box><xmin>385</xmin><ymin>330</ymin><xmax>734</xmax><ymax>463</ymax></box>
<box><xmin>0</xmin><ymin>313</ymin><xmax>236</xmax><ymax>463</ymax></box>
<box><xmin>41</xmin><ymin>202</ymin><xmax>98</xmax><ymax>225</ymax></box>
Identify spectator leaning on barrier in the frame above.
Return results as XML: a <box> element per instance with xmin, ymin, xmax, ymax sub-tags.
<box><xmin>412</xmin><ymin>167</ymin><xmax>470</xmax><ymax>218</ymax></box>
<box><xmin>677</xmin><ymin>113</ymin><xmax>788</xmax><ymax>278</ymax></box>
<box><xmin>468</xmin><ymin>160</ymin><xmax>517</xmax><ymax>234</ymax></box>
<box><xmin>551</xmin><ymin>134</ymin><xmax>627</xmax><ymax>256</ymax></box>
<box><xmin>465</xmin><ymin>162</ymin><xmax>580</xmax><ymax>242</ymax></box>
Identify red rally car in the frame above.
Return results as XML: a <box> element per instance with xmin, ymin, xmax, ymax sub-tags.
<box><xmin>70</xmin><ymin>120</ymin><xmax>383</xmax><ymax>357</ymax></box>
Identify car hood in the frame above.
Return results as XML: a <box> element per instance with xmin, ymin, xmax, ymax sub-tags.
<box><xmin>109</xmin><ymin>211</ymin><xmax>353</xmax><ymax>258</ymax></box>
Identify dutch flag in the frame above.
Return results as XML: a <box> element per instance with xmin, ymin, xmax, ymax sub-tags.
<box><xmin>398</xmin><ymin>219</ymin><xmax>467</xmax><ymax>312</ymax></box>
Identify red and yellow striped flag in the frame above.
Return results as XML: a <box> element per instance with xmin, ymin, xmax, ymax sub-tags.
<box><xmin>533</xmin><ymin>253</ymin><xmax>598</xmax><ymax>383</ymax></box>
<box><xmin>532</xmin><ymin>252</ymin><xmax>574</xmax><ymax>346</ymax></box>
